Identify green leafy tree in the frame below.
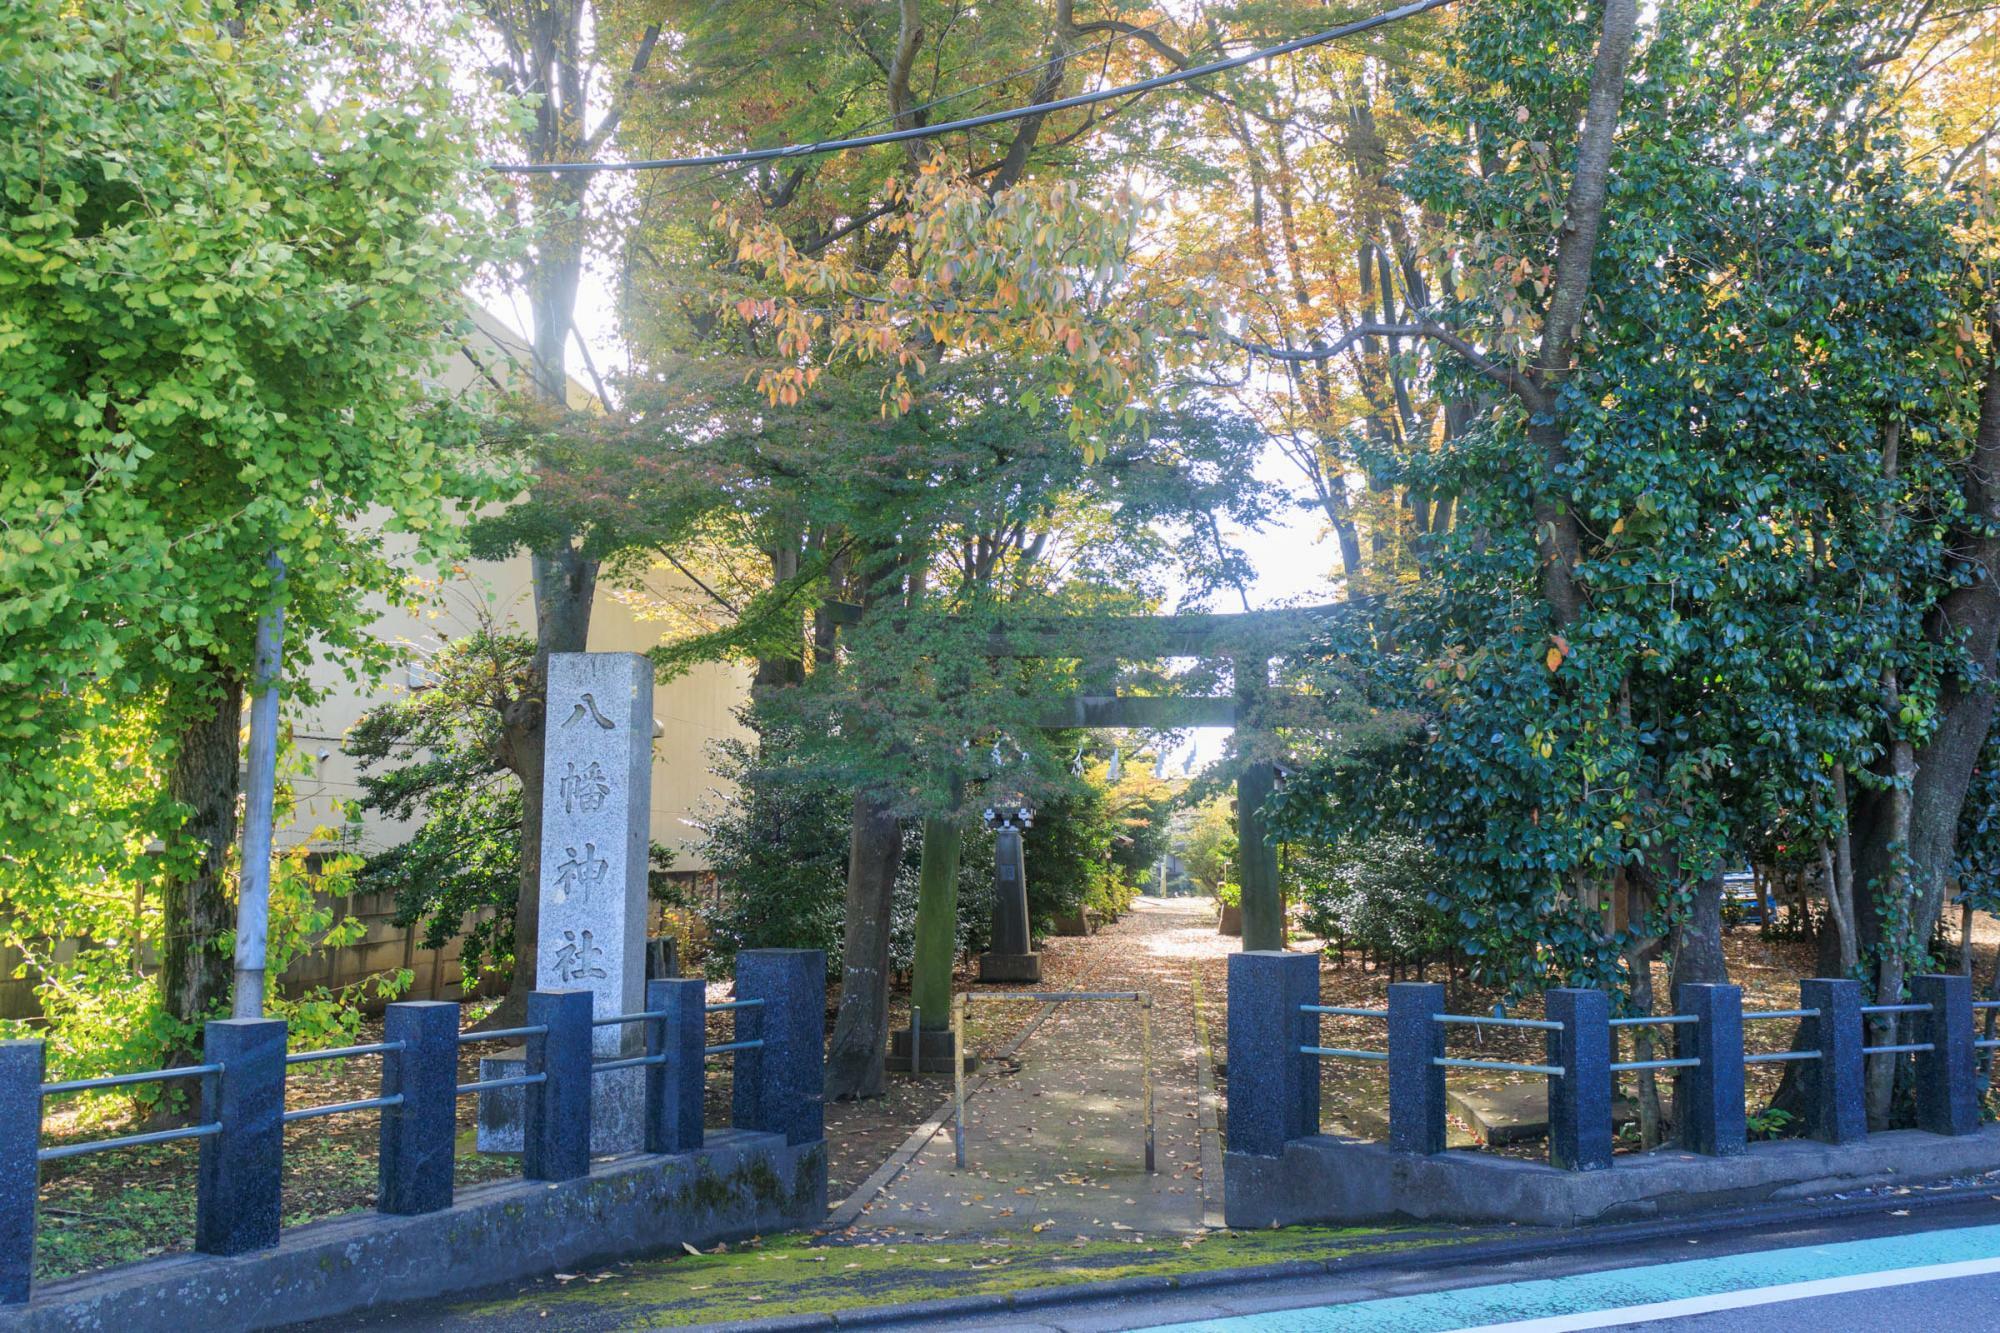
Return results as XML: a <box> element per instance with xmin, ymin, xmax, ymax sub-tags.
<box><xmin>0</xmin><ymin>0</ymin><xmax>499</xmax><ymax>1042</ymax></box>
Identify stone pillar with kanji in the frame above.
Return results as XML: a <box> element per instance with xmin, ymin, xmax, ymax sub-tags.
<box><xmin>536</xmin><ymin>652</ymin><xmax>654</xmax><ymax>1151</ymax></box>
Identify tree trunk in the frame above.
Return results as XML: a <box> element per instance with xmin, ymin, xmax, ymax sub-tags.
<box><xmin>826</xmin><ymin>793</ymin><xmax>903</xmax><ymax>1100</ymax></box>
<box><xmin>485</xmin><ymin>545</ymin><xmax>598</xmax><ymax>1027</ymax></box>
<box><xmin>1526</xmin><ymin>0</ymin><xmax>1640</xmax><ymax>627</ymax></box>
<box><xmin>1626</xmin><ymin>936</ymin><xmax>1664</xmax><ymax>1149</ymax></box>
<box><xmin>161</xmin><ymin>670</ymin><xmax>244</xmax><ymax>1059</ymax></box>
<box><xmin>1669</xmin><ymin>873</ymin><xmax>1729</xmax><ymax>993</ymax></box>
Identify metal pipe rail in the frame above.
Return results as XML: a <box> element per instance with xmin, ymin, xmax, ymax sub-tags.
<box><xmin>951</xmin><ymin>988</ymin><xmax>1155</xmax><ymax>1175</ymax></box>
<box><xmin>1745</xmin><ymin>1008</ymin><xmax>1819</xmax><ymax>1021</ymax></box>
<box><xmin>1301</xmin><ymin>1005</ymin><xmax>1388</xmax><ymax>1019</ymax></box>
<box><xmin>286</xmin><ymin>1041</ymin><xmax>405</xmax><ymax>1066</ymax></box>
<box><xmin>592</xmin><ymin>1009</ymin><xmax>670</xmax><ymax>1028</ymax></box>
<box><xmin>1862</xmin><ymin>1042</ymin><xmax>1934</xmax><ymax>1056</ymax></box>
<box><xmin>1610</xmin><ymin>1015</ymin><xmax>1696</xmax><ymax>1027</ymax></box>
<box><xmin>41</xmin><ymin>1063</ymin><xmax>222</xmax><ymax>1097</ymax></box>
<box><xmin>1860</xmin><ymin>1003</ymin><xmax>1932</xmax><ymax>1016</ymax></box>
<box><xmin>705</xmin><ymin>999</ymin><xmax>765</xmax><ymax>1013</ymax></box>
<box><xmin>457</xmin><ymin>1072</ymin><xmax>546</xmax><ymax>1096</ymax></box>
<box><xmin>704</xmin><ymin>1040</ymin><xmax>764</xmax><ymax>1057</ymax></box>
<box><xmin>283</xmin><ymin>1094</ymin><xmax>404</xmax><ymax>1124</ymax></box>
<box><xmin>1746</xmin><ymin>1050</ymin><xmax>1821</xmax><ymax>1064</ymax></box>
<box><xmin>457</xmin><ymin>1025</ymin><xmax>548</xmax><ymax>1044</ymax></box>
<box><xmin>594</xmin><ymin>1053</ymin><xmax>669</xmax><ymax>1073</ymax></box>
<box><xmin>1302</xmin><ymin>1046</ymin><xmax>1388</xmax><ymax>1061</ymax></box>
<box><xmin>37</xmin><ymin>1121</ymin><xmax>221</xmax><ymax>1163</ymax></box>
<box><xmin>1434</xmin><ymin>1013</ymin><xmax>1564</xmax><ymax>1032</ymax></box>
<box><xmin>1611</xmin><ymin>1057</ymin><xmax>1699</xmax><ymax>1072</ymax></box>
<box><xmin>1434</xmin><ymin>1056</ymin><xmax>1565</xmax><ymax>1076</ymax></box>
<box><xmin>964</xmin><ymin>991</ymin><xmax>1144</xmax><ymax>1002</ymax></box>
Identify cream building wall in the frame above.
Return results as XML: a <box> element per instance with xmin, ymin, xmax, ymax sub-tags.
<box><xmin>281</xmin><ymin>308</ymin><xmax>748</xmax><ymax>876</ymax></box>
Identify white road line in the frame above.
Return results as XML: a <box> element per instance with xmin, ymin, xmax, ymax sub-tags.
<box><xmin>1456</xmin><ymin>1254</ymin><xmax>2000</xmax><ymax>1331</ymax></box>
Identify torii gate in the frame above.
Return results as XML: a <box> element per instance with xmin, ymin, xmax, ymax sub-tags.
<box><xmin>826</xmin><ymin>602</ymin><xmax>1338</xmax><ymax>952</ymax></box>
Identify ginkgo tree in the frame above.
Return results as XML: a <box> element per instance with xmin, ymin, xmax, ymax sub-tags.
<box><xmin>0</xmin><ymin>0</ymin><xmax>499</xmax><ymax>1053</ymax></box>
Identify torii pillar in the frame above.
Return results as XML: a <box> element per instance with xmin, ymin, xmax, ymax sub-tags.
<box><xmin>1235</xmin><ymin>655</ymin><xmax>1283</xmax><ymax>952</ymax></box>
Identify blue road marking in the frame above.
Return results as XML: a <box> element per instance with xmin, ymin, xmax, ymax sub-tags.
<box><xmin>1138</xmin><ymin>1221</ymin><xmax>2000</xmax><ymax>1331</ymax></box>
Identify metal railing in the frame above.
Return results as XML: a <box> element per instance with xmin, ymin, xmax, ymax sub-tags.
<box><xmin>1236</xmin><ymin>970</ymin><xmax>1991</xmax><ymax>1175</ymax></box>
<box><xmin>1435</xmin><ymin>1013</ymin><xmax>1564</xmax><ymax>1032</ymax></box>
<box><xmin>6</xmin><ymin>956</ymin><xmax>822</xmax><ymax>1311</ymax></box>
<box><xmin>951</xmin><ymin>989</ymin><xmax>1154</xmax><ymax>1174</ymax></box>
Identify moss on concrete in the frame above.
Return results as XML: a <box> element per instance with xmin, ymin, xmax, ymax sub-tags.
<box><xmin>460</xmin><ymin>1224</ymin><xmax>1446</xmax><ymax>1327</ymax></box>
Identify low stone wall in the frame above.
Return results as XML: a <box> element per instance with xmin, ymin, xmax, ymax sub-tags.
<box><xmin>1225</xmin><ymin>1126</ymin><xmax>2000</xmax><ymax>1229</ymax></box>
<box><xmin>1</xmin><ymin>1130</ymin><xmax>824</xmax><ymax>1332</ymax></box>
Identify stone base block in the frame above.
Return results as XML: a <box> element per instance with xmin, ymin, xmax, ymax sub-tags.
<box><xmin>888</xmin><ymin>1027</ymin><xmax>979</xmax><ymax>1075</ymax></box>
<box><xmin>978</xmin><ymin>951</ymin><xmax>1042</xmax><ymax>984</ymax></box>
<box><xmin>1225</xmin><ymin>1124</ymin><xmax>2000</xmax><ymax>1230</ymax></box>
<box><xmin>1051</xmin><ymin>911</ymin><xmax>1095</xmax><ymax>937</ymax></box>
<box><xmin>475</xmin><ymin>1051</ymin><xmax>644</xmax><ymax>1155</ymax></box>
<box><xmin>1447</xmin><ymin>1084</ymin><xmax>1639</xmax><ymax>1146</ymax></box>
<box><xmin>1217</xmin><ymin>904</ymin><xmax>1242</xmax><ymax>936</ymax></box>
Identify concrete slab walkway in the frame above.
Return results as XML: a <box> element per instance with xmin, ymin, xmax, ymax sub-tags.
<box><xmin>842</xmin><ymin>896</ymin><xmax>1229</xmax><ymax>1241</ymax></box>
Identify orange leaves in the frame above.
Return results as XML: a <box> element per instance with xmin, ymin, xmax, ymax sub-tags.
<box><xmin>711</xmin><ymin>154</ymin><xmax>1163</xmax><ymax>430</ymax></box>
<box><xmin>1545</xmin><ymin>633</ymin><xmax>1571</xmax><ymax>672</ymax></box>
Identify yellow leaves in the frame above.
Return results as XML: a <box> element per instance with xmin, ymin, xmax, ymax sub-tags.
<box><xmin>1544</xmin><ymin>633</ymin><xmax>1570</xmax><ymax>673</ymax></box>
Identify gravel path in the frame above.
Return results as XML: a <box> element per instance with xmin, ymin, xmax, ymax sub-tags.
<box><xmin>840</xmin><ymin>896</ymin><xmax>1230</xmax><ymax>1241</ymax></box>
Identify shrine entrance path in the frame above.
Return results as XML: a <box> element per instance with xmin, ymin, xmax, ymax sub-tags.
<box><xmin>841</xmin><ymin>895</ymin><xmax>1231</xmax><ymax>1242</ymax></box>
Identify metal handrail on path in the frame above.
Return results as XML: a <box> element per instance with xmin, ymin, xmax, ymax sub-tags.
<box><xmin>949</xmin><ymin>988</ymin><xmax>1156</xmax><ymax>1174</ymax></box>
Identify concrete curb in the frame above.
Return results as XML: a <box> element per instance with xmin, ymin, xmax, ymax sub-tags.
<box><xmin>695</xmin><ymin>1174</ymin><xmax>2000</xmax><ymax>1331</ymax></box>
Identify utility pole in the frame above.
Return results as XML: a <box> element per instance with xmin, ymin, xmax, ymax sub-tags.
<box><xmin>232</xmin><ymin>551</ymin><xmax>285</xmax><ymax>1019</ymax></box>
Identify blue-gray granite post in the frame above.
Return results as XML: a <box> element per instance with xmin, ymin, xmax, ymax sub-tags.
<box><xmin>647</xmin><ymin>977</ymin><xmax>706</xmax><ymax>1154</ymax></box>
<box><xmin>732</xmin><ymin>950</ymin><xmax>826</xmax><ymax>1146</ymax></box>
<box><xmin>1545</xmin><ymin>988</ymin><xmax>1610</xmax><ymax>1171</ymax></box>
<box><xmin>1911</xmin><ymin>973</ymin><xmax>1977</xmax><ymax>1136</ymax></box>
<box><xmin>524</xmin><ymin>989</ymin><xmax>592</xmax><ymax>1181</ymax></box>
<box><xmin>195</xmin><ymin>1017</ymin><xmax>286</xmax><ymax>1256</ymax></box>
<box><xmin>0</xmin><ymin>1041</ymin><xmax>42</xmax><ymax>1304</ymax></box>
<box><xmin>1388</xmin><ymin>982</ymin><xmax>1447</xmax><ymax>1155</ymax></box>
<box><xmin>1224</xmin><ymin>951</ymin><xmax>1320</xmax><ymax>1157</ymax></box>
<box><xmin>378</xmin><ymin>1001</ymin><xmax>459</xmax><ymax>1215</ymax></box>
<box><xmin>1675</xmin><ymin>983</ymin><xmax>1746</xmax><ymax>1156</ymax></box>
<box><xmin>1800</xmin><ymin>978</ymin><xmax>1866</xmax><ymax>1144</ymax></box>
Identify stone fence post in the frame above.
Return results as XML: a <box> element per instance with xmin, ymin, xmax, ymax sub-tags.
<box><xmin>195</xmin><ymin>1017</ymin><xmax>286</xmax><ymax>1256</ymax></box>
<box><xmin>733</xmin><ymin>950</ymin><xmax>827</xmax><ymax>1146</ymax></box>
<box><xmin>1911</xmin><ymin>973</ymin><xmax>1977</xmax><ymax>1136</ymax></box>
<box><xmin>378</xmin><ymin>1001</ymin><xmax>459</xmax><ymax>1215</ymax></box>
<box><xmin>1676</xmin><ymin>983</ymin><xmax>1745</xmax><ymax>1156</ymax></box>
<box><xmin>1546</xmin><ymin>988</ymin><xmax>1610</xmax><ymax>1171</ymax></box>
<box><xmin>1</xmin><ymin>1041</ymin><xmax>41</xmax><ymax>1303</ymax></box>
<box><xmin>1225</xmin><ymin>952</ymin><xmax>1319</xmax><ymax>1157</ymax></box>
<box><xmin>1388</xmin><ymin>982</ymin><xmax>1446</xmax><ymax>1155</ymax></box>
<box><xmin>524</xmin><ymin>989</ymin><xmax>592</xmax><ymax>1181</ymax></box>
<box><xmin>1800</xmin><ymin>977</ymin><xmax>1865</xmax><ymax>1144</ymax></box>
<box><xmin>647</xmin><ymin>977</ymin><xmax>706</xmax><ymax>1154</ymax></box>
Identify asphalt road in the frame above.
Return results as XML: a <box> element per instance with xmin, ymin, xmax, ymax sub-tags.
<box><xmin>895</xmin><ymin>1195</ymin><xmax>2000</xmax><ymax>1332</ymax></box>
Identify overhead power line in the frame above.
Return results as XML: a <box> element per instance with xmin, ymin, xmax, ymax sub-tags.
<box><xmin>493</xmin><ymin>0</ymin><xmax>1457</xmax><ymax>176</ymax></box>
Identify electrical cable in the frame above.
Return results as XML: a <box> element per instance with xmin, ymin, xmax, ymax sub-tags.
<box><xmin>492</xmin><ymin>0</ymin><xmax>1456</xmax><ymax>175</ymax></box>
